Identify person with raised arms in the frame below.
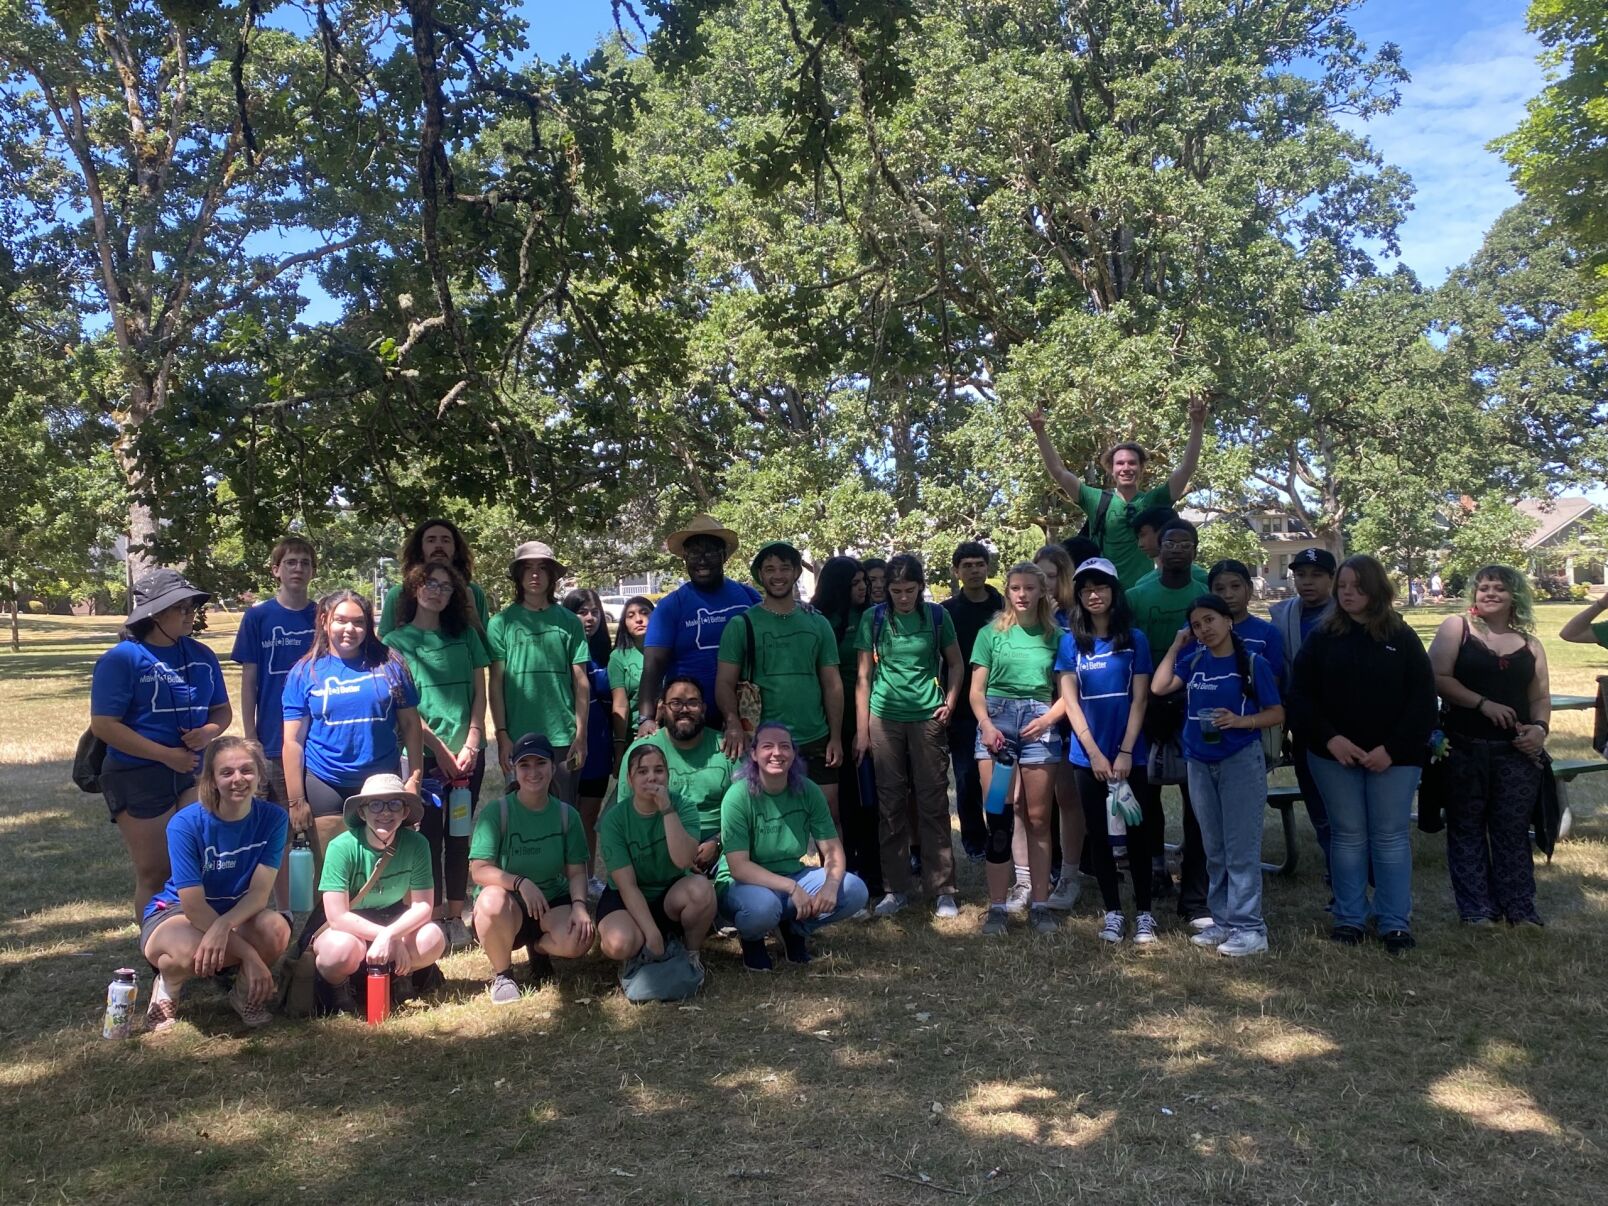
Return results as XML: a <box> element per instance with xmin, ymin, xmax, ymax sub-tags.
<box><xmin>486</xmin><ymin>540</ymin><xmax>589</xmax><ymax>806</ymax></box>
<box><xmin>972</xmin><ymin>562</ymin><xmax>1067</xmax><ymax>937</ymax></box>
<box><xmin>596</xmin><ymin>744</ymin><xmax>717</xmax><ymax>972</ymax></box>
<box><xmin>941</xmin><ymin>542</ymin><xmax>1004</xmax><ymax>862</ymax></box>
<box><xmin>281</xmin><ymin>590</ymin><xmax>423</xmax><ymax>877</ymax></box>
<box><xmin>636</xmin><ymin>516</ymin><xmax>759</xmax><ymax>736</ymax></box>
<box><xmin>91</xmin><ymin>569</ymin><xmax>232</xmax><ymax>921</ymax></box>
<box><xmin>1027</xmin><ymin>396</ymin><xmax>1209</xmax><ymax>589</ymax></box>
<box><xmin>140</xmin><ymin>737</ymin><xmax>289</xmax><ymax>1031</ymax></box>
<box><xmin>855</xmin><ymin>554</ymin><xmax>964</xmax><ymax>919</ymax></box>
<box><xmin>1055</xmin><ymin>558</ymin><xmax>1157</xmax><ymax>945</ymax></box>
<box><xmin>470</xmin><ymin>734</ymin><xmax>594</xmax><ymax>1003</ymax></box>
<box><xmin>376</xmin><ymin>518</ymin><xmax>490</xmax><ymax>637</ymax></box>
<box><xmin>1560</xmin><ymin>590</ymin><xmax>1608</xmax><ymax>648</ymax></box>
<box><xmin>715</xmin><ymin>541</ymin><xmax>846</xmax><ymax>817</ymax></box>
<box><xmin>383</xmin><ymin>559</ymin><xmax>490</xmax><ymax>950</ymax></box>
<box><xmin>1152</xmin><ymin>596</ymin><xmax>1284</xmax><ymax>957</ymax></box>
<box><xmin>618</xmin><ymin>676</ymin><xmax>736</xmax><ymax>876</ymax></box>
<box><xmin>609</xmin><ymin>596</ymin><xmax>655</xmax><ymax>756</ymax></box>
<box><xmin>716</xmin><ymin>723</ymin><xmax>869</xmax><ymax>970</ymax></box>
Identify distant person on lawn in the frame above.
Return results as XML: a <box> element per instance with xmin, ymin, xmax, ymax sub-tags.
<box><xmin>942</xmin><ymin>541</ymin><xmax>1004</xmax><ymax>862</ymax></box>
<box><xmin>1027</xmin><ymin>396</ymin><xmax>1209</xmax><ymax>588</ymax></box>
<box><xmin>376</xmin><ymin>517</ymin><xmax>491</xmax><ymax>636</ymax></box>
<box><xmin>91</xmin><ymin>569</ymin><xmax>232</xmax><ymax>921</ymax></box>
<box><xmin>1270</xmin><ymin>547</ymin><xmax>1338</xmax><ymax>874</ymax></box>
<box><xmin>140</xmin><ymin>737</ymin><xmax>289</xmax><ymax>1032</ymax></box>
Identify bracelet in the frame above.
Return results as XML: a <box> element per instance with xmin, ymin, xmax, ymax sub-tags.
<box><xmin>1533</xmin><ymin>720</ymin><xmax>1550</xmax><ymax>734</ymax></box>
<box><xmin>1119</xmin><ymin>748</ymin><xmax>1133</xmax><ymax>756</ymax></box>
<box><xmin>1475</xmin><ymin>697</ymin><xmax>1488</xmax><ymax>710</ymax></box>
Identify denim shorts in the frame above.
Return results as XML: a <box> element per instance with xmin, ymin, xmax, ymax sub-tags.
<box><xmin>974</xmin><ymin>697</ymin><xmax>1063</xmax><ymax>766</ymax></box>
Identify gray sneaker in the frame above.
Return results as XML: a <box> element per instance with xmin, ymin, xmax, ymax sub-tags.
<box><xmin>1134</xmin><ymin>912</ymin><xmax>1159</xmax><ymax>945</ymax></box>
<box><xmin>1217</xmin><ymin>929</ymin><xmax>1268</xmax><ymax>957</ymax></box>
<box><xmin>981</xmin><ymin>906</ymin><xmax>1009</xmax><ymax>936</ymax></box>
<box><xmin>1190</xmin><ymin>924</ymin><xmax>1229</xmax><ymax>948</ymax></box>
<box><xmin>933</xmin><ymin>894</ymin><xmax>959</xmax><ymax>919</ymax></box>
<box><xmin>488</xmin><ymin>971</ymin><xmax>521</xmax><ymax>1005</ymax></box>
<box><xmin>1028</xmin><ymin>905</ymin><xmax>1060</xmax><ymax>934</ymax></box>
<box><xmin>1046</xmin><ymin>875</ymin><xmax>1081</xmax><ymax>912</ymax></box>
<box><xmin>1097</xmin><ymin>910</ymin><xmax>1125</xmax><ymax>943</ymax></box>
<box><xmin>1004</xmin><ymin>882</ymin><xmax>1031</xmax><ymax>915</ymax></box>
<box><xmin>873</xmin><ymin>892</ymin><xmax>909</xmax><ymax>918</ymax></box>
<box><xmin>443</xmin><ymin>916</ymin><xmax>473</xmax><ymax>952</ymax></box>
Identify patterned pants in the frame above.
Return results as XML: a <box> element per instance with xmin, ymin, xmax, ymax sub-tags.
<box><xmin>1445</xmin><ymin>740</ymin><xmax>1543</xmax><ymax>924</ymax></box>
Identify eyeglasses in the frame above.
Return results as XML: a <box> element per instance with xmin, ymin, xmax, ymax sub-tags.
<box><xmin>420</xmin><ymin>580</ymin><xmax>453</xmax><ymax>595</ymax></box>
<box><xmin>1159</xmin><ymin>540</ymin><xmax>1197</xmax><ymax>551</ymax></box>
<box><xmin>366</xmin><ymin>799</ymin><xmax>407</xmax><ymax>815</ymax></box>
<box><xmin>664</xmin><ymin>700</ymin><xmax>704</xmax><ymax>712</ymax></box>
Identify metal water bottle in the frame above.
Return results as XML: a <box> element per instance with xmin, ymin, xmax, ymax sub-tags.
<box><xmin>289</xmin><ymin>834</ymin><xmax>315</xmax><ymax>913</ymax></box>
<box><xmin>983</xmin><ymin>747</ymin><xmax>1016</xmax><ymax>816</ymax></box>
<box><xmin>102</xmin><ymin>967</ymin><xmax>138</xmax><ymax>1039</ymax></box>
<box><xmin>366</xmin><ymin>963</ymin><xmax>391</xmax><ymax>1025</ymax></box>
<box><xmin>447</xmin><ymin>782</ymin><xmax>473</xmax><ymax>838</ymax></box>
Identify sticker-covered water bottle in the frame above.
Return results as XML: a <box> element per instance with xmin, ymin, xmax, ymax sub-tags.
<box><xmin>447</xmin><ymin>783</ymin><xmax>473</xmax><ymax>838</ymax></box>
<box><xmin>102</xmin><ymin>967</ymin><xmax>138</xmax><ymax>1039</ymax></box>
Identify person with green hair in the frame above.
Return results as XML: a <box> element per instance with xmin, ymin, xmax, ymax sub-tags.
<box><xmin>1427</xmin><ymin>565</ymin><xmax>1552</xmax><ymax>927</ymax></box>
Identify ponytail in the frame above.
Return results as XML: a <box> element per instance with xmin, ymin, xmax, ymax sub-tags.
<box><xmin>1232</xmin><ymin>631</ymin><xmax>1257</xmax><ymax>708</ymax></box>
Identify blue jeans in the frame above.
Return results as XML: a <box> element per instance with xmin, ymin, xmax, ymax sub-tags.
<box><xmin>973</xmin><ymin>697</ymin><xmax>1063</xmax><ymax>765</ymax></box>
<box><xmin>719</xmin><ymin>867</ymin><xmax>870</xmax><ymax>940</ymax></box>
<box><xmin>1186</xmin><ymin>743</ymin><xmax>1268</xmax><ymax>935</ymax></box>
<box><xmin>1307</xmin><ymin>757</ymin><xmax>1420</xmax><ymax>933</ymax></box>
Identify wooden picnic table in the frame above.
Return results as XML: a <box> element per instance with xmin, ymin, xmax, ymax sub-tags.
<box><xmin>1551</xmin><ymin>694</ymin><xmax>1595</xmax><ymax>711</ymax></box>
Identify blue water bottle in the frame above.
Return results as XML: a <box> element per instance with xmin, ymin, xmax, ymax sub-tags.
<box><xmin>289</xmin><ymin>834</ymin><xmax>314</xmax><ymax>913</ymax></box>
<box><xmin>983</xmin><ymin>747</ymin><xmax>1016</xmax><ymax>816</ymax></box>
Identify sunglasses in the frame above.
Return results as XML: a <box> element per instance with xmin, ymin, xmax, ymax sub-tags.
<box><xmin>366</xmin><ymin>799</ymin><xmax>407</xmax><ymax>815</ymax></box>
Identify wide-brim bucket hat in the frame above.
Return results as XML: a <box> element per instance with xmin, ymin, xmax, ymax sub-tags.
<box><xmin>508</xmin><ymin>540</ymin><xmax>568</xmax><ymax>579</ymax></box>
<box><xmin>126</xmin><ymin>568</ymin><xmax>211</xmax><ymax>626</ymax></box>
<box><xmin>343</xmin><ymin>773</ymin><xmax>425</xmax><ymax>828</ymax></box>
<box><xmin>666</xmin><ymin>514</ymin><xmax>740</xmax><ymax>558</ymax></box>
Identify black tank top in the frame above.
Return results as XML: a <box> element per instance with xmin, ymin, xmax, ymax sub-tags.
<box><xmin>1447</xmin><ymin>621</ymin><xmax>1534</xmax><ymax>741</ymax></box>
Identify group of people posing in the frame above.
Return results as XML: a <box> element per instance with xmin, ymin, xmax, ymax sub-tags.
<box><xmin>86</xmin><ymin>413</ymin><xmax>1600</xmax><ymax>1027</ymax></box>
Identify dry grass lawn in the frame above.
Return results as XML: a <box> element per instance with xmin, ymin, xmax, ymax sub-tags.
<box><xmin>1</xmin><ymin>609</ymin><xmax>1606</xmax><ymax>1204</ymax></box>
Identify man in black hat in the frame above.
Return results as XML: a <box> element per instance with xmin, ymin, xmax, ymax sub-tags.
<box><xmin>715</xmin><ymin>541</ymin><xmax>846</xmax><ymax>818</ymax></box>
<box><xmin>1272</xmin><ymin>546</ymin><xmax>1338</xmax><ymax>874</ymax></box>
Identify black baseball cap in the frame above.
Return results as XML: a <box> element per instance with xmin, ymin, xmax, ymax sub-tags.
<box><xmin>510</xmin><ymin>733</ymin><xmax>557</xmax><ymax>764</ymax></box>
<box><xmin>1290</xmin><ymin>548</ymin><xmax>1337</xmax><ymax>574</ymax></box>
<box><xmin>750</xmin><ymin>540</ymin><xmax>803</xmax><ymax>581</ymax></box>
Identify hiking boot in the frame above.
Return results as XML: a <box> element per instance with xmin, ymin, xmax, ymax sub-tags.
<box><xmin>1217</xmin><ymin>930</ymin><xmax>1268</xmax><ymax>957</ymax></box>
<box><xmin>740</xmin><ymin>939</ymin><xmax>774</xmax><ymax>971</ymax></box>
<box><xmin>488</xmin><ymin>970</ymin><xmax>521</xmax><ymax>1005</ymax></box>
<box><xmin>1004</xmin><ymin>882</ymin><xmax>1031</xmax><ymax>915</ymax></box>
<box><xmin>933</xmin><ymin>894</ymin><xmax>959</xmax><ymax>919</ymax></box>
<box><xmin>1190</xmin><ymin>924</ymin><xmax>1229</xmax><ymax>948</ymax></box>
<box><xmin>1046</xmin><ymin>874</ymin><xmax>1081</xmax><ymax>912</ymax></box>
<box><xmin>526</xmin><ymin>947</ymin><xmax>556</xmax><ymax>986</ymax></box>
<box><xmin>1330</xmin><ymin>924</ymin><xmax>1365</xmax><ymax>946</ymax></box>
<box><xmin>873</xmin><ymin>892</ymin><xmax>909</xmax><ymax>918</ymax></box>
<box><xmin>981</xmin><ymin>906</ymin><xmax>1009</xmax><ymax>937</ymax></box>
<box><xmin>1134</xmin><ymin>912</ymin><xmax>1159</xmax><ymax>946</ymax></box>
<box><xmin>1028</xmin><ymin>904</ymin><xmax>1060</xmax><ymax>934</ymax></box>
<box><xmin>1382</xmin><ymin>930</ymin><xmax>1416</xmax><ymax>955</ymax></box>
<box><xmin>1097</xmin><ymin>910</ymin><xmax>1125</xmax><ymax>944</ymax></box>
<box><xmin>779</xmin><ymin>921</ymin><xmax>811</xmax><ymax>964</ymax></box>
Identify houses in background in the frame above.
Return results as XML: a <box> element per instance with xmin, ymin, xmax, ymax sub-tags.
<box><xmin>1517</xmin><ymin>497</ymin><xmax>1603</xmax><ymax>587</ymax></box>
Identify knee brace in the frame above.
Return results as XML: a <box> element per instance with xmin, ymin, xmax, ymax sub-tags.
<box><xmin>986</xmin><ymin>807</ymin><xmax>1015</xmax><ymax>864</ymax></box>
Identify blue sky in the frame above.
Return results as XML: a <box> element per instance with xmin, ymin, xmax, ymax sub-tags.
<box><xmin>518</xmin><ymin>0</ymin><xmax>1541</xmax><ymax>286</ymax></box>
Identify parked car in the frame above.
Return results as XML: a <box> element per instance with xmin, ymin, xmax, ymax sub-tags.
<box><xmin>599</xmin><ymin>594</ymin><xmax>630</xmax><ymax>623</ymax></box>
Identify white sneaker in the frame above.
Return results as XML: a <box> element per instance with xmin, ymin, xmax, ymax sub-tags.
<box><xmin>1004</xmin><ymin>882</ymin><xmax>1031</xmax><ymax>915</ymax></box>
<box><xmin>933</xmin><ymin>894</ymin><xmax>959</xmax><ymax>919</ymax></box>
<box><xmin>873</xmin><ymin>892</ymin><xmax>909</xmax><ymax>918</ymax></box>
<box><xmin>1046</xmin><ymin>875</ymin><xmax>1081</xmax><ymax>912</ymax></box>
<box><xmin>1097</xmin><ymin>910</ymin><xmax>1125</xmax><ymax>943</ymax></box>
<box><xmin>1134</xmin><ymin>912</ymin><xmax>1159</xmax><ymax>945</ymax></box>
<box><xmin>1190</xmin><ymin>925</ymin><xmax>1229</xmax><ymax>947</ymax></box>
<box><xmin>1217</xmin><ymin>930</ymin><xmax>1269</xmax><ymax>957</ymax></box>
<box><xmin>1188</xmin><ymin>914</ymin><xmax>1216</xmax><ymax>932</ymax></box>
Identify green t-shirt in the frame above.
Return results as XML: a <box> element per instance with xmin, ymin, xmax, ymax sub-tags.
<box><xmin>468</xmin><ymin>794</ymin><xmax>587</xmax><ymax>901</ymax></box>
<box><xmin>382</xmin><ymin>624</ymin><xmax>491</xmax><ymax>754</ymax></box>
<box><xmin>318</xmin><ymin>826</ymin><xmax>433</xmax><ymax>910</ymax></box>
<box><xmin>1592</xmin><ymin>619</ymin><xmax>1608</xmax><ymax>649</ymax></box>
<box><xmin>608</xmin><ymin>646</ymin><xmax>644</xmax><ymax>720</ymax></box>
<box><xmin>618</xmin><ymin>727</ymin><xmax>735</xmax><ymax>840</ymax></box>
<box><xmin>1128</xmin><ymin>575</ymin><xmax>1202</xmax><ymax>658</ymax></box>
<box><xmin>716</xmin><ymin>605</ymin><xmax>839</xmax><ymax>744</ymax></box>
<box><xmin>377</xmin><ymin>581</ymin><xmax>490</xmax><ymax>637</ymax></box>
<box><xmin>854</xmin><ymin>604</ymin><xmax>958</xmax><ymax>722</ymax></box>
<box><xmin>600</xmin><ymin>794</ymin><xmax>699</xmax><ymax>896</ymax></box>
<box><xmin>486</xmin><ymin>603</ymin><xmax>589</xmax><ymax>746</ymax></box>
<box><xmin>1132</xmin><ymin>564</ymin><xmax>1209</xmax><ymax>592</ymax></box>
<box><xmin>716</xmin><ymin>778</ymin><xmax>838</xmax><ymax>887</ymax></box>
<box><xmin>971</xmin><ymin>622</ymin><xmax>1060</xmax><ymax>703</ymax></box>
<box><xmin>1078</xmin><ymin>482</ymin><xmax>1173</xmax><ymax>588</ymax></box>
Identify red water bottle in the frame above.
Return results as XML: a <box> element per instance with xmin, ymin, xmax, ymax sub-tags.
<box><xmin>366</xmin><ymin>963</ymin><xmax>391</xmax><ymax>1025</ymax></box>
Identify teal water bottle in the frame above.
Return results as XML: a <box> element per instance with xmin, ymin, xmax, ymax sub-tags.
<box><xmin>983</xmin><ymin>748</ymin><xmax>1016</xmax><ymax>816</ymax></box>
<box><xmin>289</xmin><ymin>834</ymin><xmax>314</xmax><ymax>913</ymax></box>
<box><xmin>448</xmin><ymin>784</ymin><xmax>473</xmax><ymax>837</ymax></box>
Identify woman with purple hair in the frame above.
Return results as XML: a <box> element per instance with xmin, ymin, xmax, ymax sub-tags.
<box><xmin>714</xmin><ymin>723</ymin><xmax>870</xmax><ymax>970</ymax></box>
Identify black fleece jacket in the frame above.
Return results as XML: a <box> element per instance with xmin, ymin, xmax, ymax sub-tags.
<box><xmin>1288</xmin><ymin>617</ymin><xmax>1438</xmax><ymax>768</ymax></box>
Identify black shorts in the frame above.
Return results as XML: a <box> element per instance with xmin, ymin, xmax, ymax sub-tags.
<box><xmin>511</xmin><ymin>890</ymin><xmax>572</xmax><ymax>947</ymax></box>
<box><xmin>596</xmin><ymin>886</ymin><xmax>676</xmax><ymax>937</ymax></box>
<box><xmin>798</xmin><ymin>735</ymin><xmax>841</xmax><ymax>788</ymax></box>
<box><xmin>101</xmin><ymin>761</ymin><xmax>195</xmax><ymax>823</ymax></box>
<box><xmin>138</xmin><ymin>904</ymin><xmax>188</xmax><ymax>967</ymax></box>
<box><xmin>578</xmin><ymin>775</ymin><xmax>611</xmax><ymax>799</ymax></box>
<box><xmin>297</xmin><ymin>899</ymin><xmax>409</xmax><ymax>955</ymax></box>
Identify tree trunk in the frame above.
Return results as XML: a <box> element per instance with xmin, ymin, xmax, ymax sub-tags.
<box><xmin>9</xmin><ymin>584</ymin><xmax>18</xmax><ymax>653</ymax></box>
<box><xmin>115</xmin><ymin>379</ymin><xmax>162</xmax><ymax>585</ymax></box>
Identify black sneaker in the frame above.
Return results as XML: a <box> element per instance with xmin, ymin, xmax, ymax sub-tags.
<box><xmin>411</xmin><ymin>964</ymin><xmax>445</xmax><ymax>996</ymax></box>
<box><xmin>1330</xmin><ymin>924</ymin><xmax>1365</xmax><ymax>946</ymax></box>
<box><xmin>1382</xmin><ymin>930</ymin><xmax>1416</xmax><ymax>955</ymax></box>
<box><xmin>779</xmin><ymin>921</ymin><xmax>811</xmax><ymax>964</ymax></box>
<box><xmin>526</xmin><ymin>947</ymin><xmax>556</xmax><ymax>986</ymax></box>
<box><xmin>740</xmin><ymin>939</ymin><xmax>774</xmax><ymax>971</ymax></box>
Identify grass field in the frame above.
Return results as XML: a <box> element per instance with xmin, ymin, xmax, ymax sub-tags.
<box><xmin>2</xmin><ymin>607</ymin><xmax>1606</xmax><ymax>1205</ymax></box>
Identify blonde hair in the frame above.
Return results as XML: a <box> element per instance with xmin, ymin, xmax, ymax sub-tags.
<box><xmin>198</xmin><ymin>736</ymin><xmax>269</xmax><ymax>812</ymax></box>
<box><xmin>993</xmin><ymin>562</ymin><xmax>1059</xmax><ymax>638</ymax></box>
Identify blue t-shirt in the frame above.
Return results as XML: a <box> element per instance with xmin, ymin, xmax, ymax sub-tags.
<box><xmin>579</xmin><ymin>659</ymin><xmax>613</xmax><ymax>779</ymax></box>
<box><xmin>1177</xmin><ymin>646</ymin><xmax>1281</xmax><ymax>763</ymax></box>
<box><xmin>1299</xmin><ymin>603</ymin><xmax>1328</xmax><ymax>642</ymax></box>
<box><xmin>1233</xmin><ymin>615</ymin><xmax>1285</xmax><ymax>690</ymax></box>
<box><xmin>643</xmin><ymin>578</ymin><xmax>761</xmax><ymax>706</ymax></box>
<box><xmin>144</xmin><ymin>799</ymin><xmax>289</xmax><ymax>921</ymax></box>
<box><xmin>230</xmin><ymin>598</ymin><xmax>318</xmax><ymax>758</ymax></box>
<box><xmin>1054</xmin><ymin>629</ymin><xmax>1153</xmax><ymax>768</ymax></box>
<box><xmin>89</xmin><ymin>638</ymin><xmax>229</xmax><ymax>769</ymax></box>
<box><xmin>281</xmin><ymin>654</ymin><xmax>421</xmax><ymax>788</ymax></box>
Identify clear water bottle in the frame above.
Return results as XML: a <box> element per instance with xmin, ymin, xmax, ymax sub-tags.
<box><xmin>1200</xmin><ymin>711</ymin><xmax>1222</xmax><ymax>745</ymax></box>
<box><xmin>289</xmin><ymin>834</ymin><xmax>315</xmax><ymax>913</ymax></box>
<box><xmin>102</xmin><ymin>967</ymin><xmax>138</xmax><ymax>1039</ymax></box>
<box><xmin>447</xmin><ymin>784</ymin><xmax>473</xmax><ymax>837</ymax></box>
<box><xmin>983</xmin><ymin>748</ymin><xmax>1016</xmax><ymax>816</ymax></box>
